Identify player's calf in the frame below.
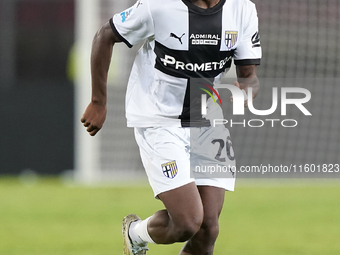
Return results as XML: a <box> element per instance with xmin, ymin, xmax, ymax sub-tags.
<box><xmin>180</xmin><ymin>218</ymin><xmax>220</xmax><ymax>255</ymax></box>
<box><xmin>146</xmin><ymin>208</ymin><xmax>203</xmax><ymax>244</ymax></box>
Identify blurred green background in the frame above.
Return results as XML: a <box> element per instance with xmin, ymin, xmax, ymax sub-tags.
<box><xmin>1</xmin><ymin>0</ymin><xmax>339</xmax><ymax>255</ymax></box>
<box><xmin>1</xmin><ymin>178</ymin><xmax>340</xmax><ymax>255</ymax></box>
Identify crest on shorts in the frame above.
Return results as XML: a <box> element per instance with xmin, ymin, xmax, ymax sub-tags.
<box><xmin>225</xmin><ymin>31</ymin><xmax>238</xmax><ymax>49</ymax></box>
<box><xmin>161</xmin><ymin>161</ymin><xmax>178</xmax><ymax>179</ymax></box>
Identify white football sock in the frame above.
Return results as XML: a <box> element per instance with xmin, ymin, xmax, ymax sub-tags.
<box><xmin>129</xmin><ymin>216</ymin><xmax>156</xmax><ymax>244</ymax></box>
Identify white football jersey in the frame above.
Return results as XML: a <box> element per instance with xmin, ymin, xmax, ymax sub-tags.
<box><xmin>111</xmin><ymin>0</ymin><xmax>261</xmax><ymax>127</ymax></box>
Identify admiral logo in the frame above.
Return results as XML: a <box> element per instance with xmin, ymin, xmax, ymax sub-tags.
<box><xmin>162</xmin><ymin>161</ymin><xmax>178</xmax><ymax>179</ymax></box>
<box><xmin>190</xmin><ymin>34</ymin><xmax>221</xmax><ymax>45</ymax></box>
<box><xmin>160</xmin><ymin>55</ymin><xmax>232</xmax><ymax>72</ymax></box>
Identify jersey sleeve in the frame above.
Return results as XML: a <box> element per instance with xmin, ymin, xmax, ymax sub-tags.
<box><xmin>110</xmin><ymin>0</ymin><xmax>154</xmax><ymax>48</ymax></box>
<box><xmin>234</xmin><ymin>1</ymin><xmax>262</xmax><ymax>65</ymax></box>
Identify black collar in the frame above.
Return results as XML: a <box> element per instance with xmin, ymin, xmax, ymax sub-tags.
<box><xmin>181</xmin><ymin>0</ymin><xmax>226</xmax><ymax>15</ymax></box>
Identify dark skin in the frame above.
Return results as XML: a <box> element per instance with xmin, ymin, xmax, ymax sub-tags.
<box><xmin>190</xmin><ymin>0</ymin><xmax>220</xmax><ymax>9</ymax></box>
<box><xmin>234</xmin><ymin>65</ymin><xmax>260</xmax><ymax>107</ymax></box>
<box><xmin>178</xmin><ymin>186</ymin><xmax>225</xmax><ymax>255</ymax></box>
<box><xmin>81</xmin><ymin>23</ymin><xmax>118</xmax><ymax>136</ymax></box>
<box><xmin>81</xmin><ymin>1</ymin><xmax>260</xmax><ymax>254</ymax></box>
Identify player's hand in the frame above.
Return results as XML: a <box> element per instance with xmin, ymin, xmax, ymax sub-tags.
<box><xmin>230</xmin><ymin>81</ymin><xmax>248</xmax><ymax>107</ymax></box>
<box><xmin>231</xmin><ymin>80</ymin><xmax>259</xmax><ymax>107</ymax></box>
<box><xmin>81</xmin><ymin>102</ymin><xmax>107</xmax><ymax>136</ymax></box>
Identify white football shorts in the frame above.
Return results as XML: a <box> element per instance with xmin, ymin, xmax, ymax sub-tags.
<box><xmin>134</xmin><ymin>125</ymin><xmax>236</xmax><ymax>197</ymax></box>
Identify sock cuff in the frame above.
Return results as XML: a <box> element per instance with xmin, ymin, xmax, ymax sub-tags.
<box><xmin>137</xmin><ymin>216</ymin><xmax>156</xmax><ymax>244</ymax></box>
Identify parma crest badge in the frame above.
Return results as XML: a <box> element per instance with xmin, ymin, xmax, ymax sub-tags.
<box><xmin>161</xmin><ymin>161</ymin><xmax>178</xmax><ymax>179</ymax></box>
<box><xmin>225</xmin><ymin>31</ymin><xmax>238</xmax><ymax>49</ymax></box>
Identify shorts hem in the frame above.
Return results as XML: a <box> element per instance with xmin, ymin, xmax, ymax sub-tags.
<box><xmin>195</xmin><ymin>178</ymin><xmax>235</xmax><ymax>191</ymax></box>
<box><xmin>152</xmin><ymin>180</ymin><xmax>195</xmax><ymax>199</ymax></box>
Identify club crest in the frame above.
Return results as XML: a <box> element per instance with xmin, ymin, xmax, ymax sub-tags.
<box><xmin>225</xmin><ymin>31</ymin><xmax>238</xmax><ymax>49</ymax></box>
<box><xmin>161</xmin><ymin>161</ymin><xmax>178</xmax><ymax>179</ymax></box>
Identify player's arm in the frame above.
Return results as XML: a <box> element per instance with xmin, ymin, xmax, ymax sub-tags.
<box><xmin>81</xmin><ymin>22</ymin><xmax>122</xmax><ymax>136</ymax></box>
<box><xmin>234</xmin><ymin>65</ymin><xmax>259</xmax><ymax>107</ymax></box>
<box><xmin>232</xmin><ymin>2</ymin><xmax>261</xmax><ymax>107</ymax></box>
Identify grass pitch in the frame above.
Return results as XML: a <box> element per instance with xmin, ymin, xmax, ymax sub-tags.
<box><xmin>0</xmin><ymin>177</ymin><xmax>339</xmax><ymax>255</ymax></box>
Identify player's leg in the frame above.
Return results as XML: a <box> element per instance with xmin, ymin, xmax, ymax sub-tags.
<box><xmin>179</xmin><ymin>185</ymin><xmax>225</xmax><ymax>255</ymax></box>
<box><xmin>123</xmin><ymin>182</ymin><xmax>204</xmax><ymax>255</ymax></box>
<box><xmin>123</xmin><ymin>127</ymin><xmax>204</xmax><ymax>254</ymax></box>
<box><xmin>147</xmin><ymin>181</ymin><xmax>204</xmax><ymax>244</ymax></box>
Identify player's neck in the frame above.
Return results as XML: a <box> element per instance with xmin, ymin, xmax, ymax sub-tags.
<box><xmin>189</xmin><ymin>0</ymin><xmax>220</xmax><ymax>9</ymax></box>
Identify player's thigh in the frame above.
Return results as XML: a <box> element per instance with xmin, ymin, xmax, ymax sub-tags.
<box><xmin>158</xmin><ymin>182</ymin><xmax>204</xmax><ymax>226</ymax></box>
<box><xmin>134</xmin><ymin>127</ymin><xmax>195</xmax><ymax>197</ymax></box>
<box><xmin>198</xmin><ymin>185</ymin><xmax>225</xmax><ymax>223</ymax></box>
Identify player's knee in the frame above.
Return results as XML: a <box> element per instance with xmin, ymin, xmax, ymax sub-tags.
<box><xmin>201</xmin><ymin>218</ymin><xmax>220</xmax><ymax>242</ymax></box>
<box><xmin>174</xmin><ymin>217</ymin><xmax>202</xmax><ymax>242</ymax></box>
<box><xmin>172</xmin><ymin>202</ymin><xmax>204</xmax><ymax>242</ymax></box>
<box><xmin>172</xmin><ymin>210</ymin><xmax>203</xmax><ymax>242</ymax></box>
